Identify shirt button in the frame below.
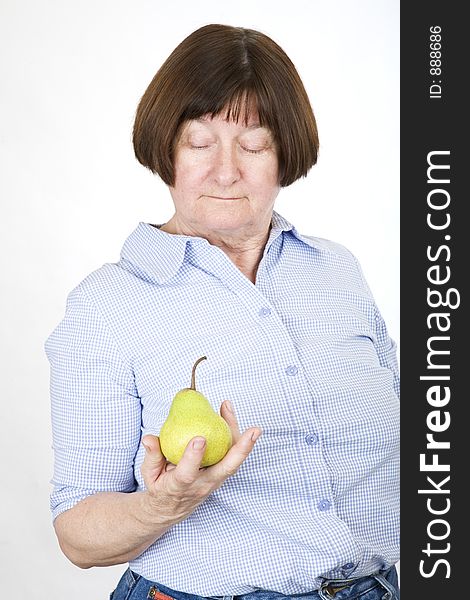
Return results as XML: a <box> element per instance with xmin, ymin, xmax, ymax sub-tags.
<box><xmin>318</xmin><ymin>499</ymin><xmax>331</xmax><ymax>511</ymax></box>
<box><xmin>342</xmin><ymin>562</ymin><xmax>354</xmax><ymax>570</ymax></box>
<box><xmin>285</xmin><ymin>365</ymin><xmax>298</xmax><ymax>376</ymax></box>
<box><xmin>259</xmin><ymin>307</ymin><xmax>271</xmax><ymax>317</ymax></box>
<box><xmin>305</xmin><ymin>433</ymin><xmax>319</xmax><ymax>445</ymax></box>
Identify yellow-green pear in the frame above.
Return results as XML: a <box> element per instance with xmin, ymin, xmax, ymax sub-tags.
<box><xmin>159</xmin><ymin>356</ymin><xmax>232</xmax><ymax>467</ymax></box>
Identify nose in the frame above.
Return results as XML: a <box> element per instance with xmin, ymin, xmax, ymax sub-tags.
<box><xmin>212</xmin><ymin>144</ymin><xmax>241</xmax><ymax>186</ymax></box>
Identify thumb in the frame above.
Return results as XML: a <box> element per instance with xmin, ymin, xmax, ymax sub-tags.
<box><xmin>140</xmin><ymin>435</ymin><xmax>166</xmax><ymax>488</ymax></box>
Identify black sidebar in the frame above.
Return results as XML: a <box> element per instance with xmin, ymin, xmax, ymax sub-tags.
<box><xmin>400</xmin><ymin>2</ymin><xmax>467</xmax><ymax>598</ymax></box>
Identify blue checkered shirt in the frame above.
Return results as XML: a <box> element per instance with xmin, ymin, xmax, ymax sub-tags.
<box><xmin>46</xmin><ymin>211</ymin><xmax>399</xmax><ymax>595</ymax></box>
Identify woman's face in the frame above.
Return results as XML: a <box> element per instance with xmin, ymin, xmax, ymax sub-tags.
<box><xmin>168</xmin><ymin>112</ymin><xmax>280</xmax><ymax>241</ymax></box>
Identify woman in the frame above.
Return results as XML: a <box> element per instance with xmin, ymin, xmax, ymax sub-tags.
<box><xmin>46</xmin><ymin>24</ymin><xmax>400</xmax><ymax>600</ymax></box>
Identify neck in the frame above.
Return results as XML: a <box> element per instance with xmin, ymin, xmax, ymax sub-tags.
<box><xmin>220</xmin><ymin>241</ymin><xmax>267</xmax><ymax>283</ymax></box>
<box><xmin>160</xmin><ymin>215</ymin><xmax>271</xmax><ymax>284</ymax></box>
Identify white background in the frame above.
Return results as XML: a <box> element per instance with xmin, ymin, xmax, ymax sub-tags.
<box><xmin>0</xmin><ymin>1</ymin><xmax>399</xmax><ymax>597</ymax></box>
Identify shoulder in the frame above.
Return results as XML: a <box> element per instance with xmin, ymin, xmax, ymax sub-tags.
<box><xmin>46</xmin><ymin>262</ymin><xmax>138</xmax><ymax>363</ymax></box>
<box><xmin>287</xmin><ymin>230</ymin><xmax>373</xmax><ymax>298</ymax></box>
<box><xmin>57</xmin><ymin>261</ymin><xmax>143</xmax><ymax>344</ymax></box>
<box><xmin>289</xmin><ymin>230</ymin><xmax>361</xmax><ymax>269</ymax></box>
<box><xmin>72</xmin><ymin>261</ymin><xmax>135</xmax><ymax>305</ymax></box>
<box><xmin>299</xmin><ymin>233</ymin><xmax>356</xmax><ymax>258</ymax></box>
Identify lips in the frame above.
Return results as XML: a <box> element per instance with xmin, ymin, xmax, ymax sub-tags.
<box><xmin>206</xmin><ymin>195</ymin><xmax>244</xmax><ymax>200</ymax></box>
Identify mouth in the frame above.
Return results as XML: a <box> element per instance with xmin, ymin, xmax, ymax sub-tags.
<box><xmin>206</xmin><ymin>195</ymin><xmax>244</xmax><ymax>200</ymax></box>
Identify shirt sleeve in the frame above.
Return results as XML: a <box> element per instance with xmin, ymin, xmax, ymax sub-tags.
<box><xmin>350</xmin><ymin>252</ymin><xmax>400</xmax><ymax>400</ymax></box>
<box><xmin>372</xmin><ymin>306</ymin><xmax>400</xmax><ymax>399</ymax></box>
<box><xmin>45</xmin><ymin>284</ymin><xmax>141</xmax><ymax>521</ymax></box>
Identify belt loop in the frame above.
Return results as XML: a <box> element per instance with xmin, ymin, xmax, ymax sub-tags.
<box><xmin>372</xmin><ymin>573</ymin><xmax>397</xmax><ymax>600</ymax></box>
<box><xmin>126</xmin><ymin>568</ymin><xmax>137</xmax><ymax>587</ymax></box>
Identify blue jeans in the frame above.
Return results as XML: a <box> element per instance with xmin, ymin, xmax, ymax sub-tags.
<box><xmin>110</xmin><ymin>566</ymin><xmax>399</xmax><ymax>600</ymax></box>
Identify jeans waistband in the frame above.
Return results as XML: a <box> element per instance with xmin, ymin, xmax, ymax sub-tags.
<box><xmin>124</xmin><ymin>565</ymin><xmax>399</xmax><ymax>600</ymax></box>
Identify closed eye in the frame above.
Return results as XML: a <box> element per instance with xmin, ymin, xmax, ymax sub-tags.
<box><xmin>241</xmin><ymin>146</ymin><xmax>264</xmax><ymax>154</ymax></box>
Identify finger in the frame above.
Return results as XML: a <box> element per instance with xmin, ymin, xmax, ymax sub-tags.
<box><xmin>208</xmin><ymin>427</ymin><xmax>262</xmax><ymax>482</ymax></box>
<box><xmin>220</xmin><ymin>400</ymin><xmax>241</xmax><ymax>444</ymax></box>
<box><xmin>172</xmin><ymin>437</ymin><xmax>207</xmax><ymax>486</ymax></box>
<box><xmin>140</xmin><ymin>435</ymin><xmax>167</xmax><ymax>488</ymax></box>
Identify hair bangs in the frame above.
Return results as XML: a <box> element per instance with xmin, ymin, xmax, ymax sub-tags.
<box><xmin>216</xmin><ymin>88</ymin><xmax>261</xmax><ymax>126</ymax></box>
<box><xmin>181</xmin><ymin>84</ymin><xmax>262</xmax><ymax>128</ymax></box>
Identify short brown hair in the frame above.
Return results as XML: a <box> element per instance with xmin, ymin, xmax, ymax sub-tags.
<box><xmin>133</xmin><ymin>24</ymin><xmax>319</xmax><ymax>187</ymax></box>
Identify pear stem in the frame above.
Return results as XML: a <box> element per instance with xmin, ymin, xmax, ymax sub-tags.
<box><xmin>190</xmin><ymin>356</ymin><xmax>207</xmax><ymax>390</ymax></box>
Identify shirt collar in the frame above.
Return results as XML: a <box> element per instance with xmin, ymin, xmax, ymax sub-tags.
<box><xmin>120</xmin><ymin>222</ymin><xmax>195</xmax><ymax>284</ymax></box>
<box><xmin>269</xmin><ymin>211</ymin><xmax>320</xmax><ymax>251</ymax></box>
<box><xmin>119</xmin><ymin>210</ymin><xmax>317</xmax><ymax>284</ymax></box>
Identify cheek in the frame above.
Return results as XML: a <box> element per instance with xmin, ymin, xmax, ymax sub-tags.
<box><xmin>248</xmin><ymin>165</ymin><xmax>280</xmax><ymax>196</ymax></box>
<box><xmin>170</xmin><ymin>172</ymin><xmax>197</xmax><ymax>209</ymax></box>
<box><xmin>173</xmin><ymin>169</ymin><xmax>206</xmax><ymax>199</ymax></box>
<box><xmin>173</xmin><ymin>151</ymin><xmax>209</xmax><ymax>186</ymax></box>
<box><xmin>248</xmin><ymin>153</ymin><xmax>279</xmax><ymax>181</ymax></box>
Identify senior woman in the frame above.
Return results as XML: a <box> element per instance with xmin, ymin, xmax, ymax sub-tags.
<box><xmin>46</xmin><ymin>24</ymin><xmax>400</xmax><ymax>600</ymax></box>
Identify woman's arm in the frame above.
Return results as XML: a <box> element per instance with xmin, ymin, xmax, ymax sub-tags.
<box><xmin>54</xmin><ymin>489</ymin><xmax>167</xmax><ymax>568</ymax></box>
<box><xmin>53</xmin><ymin>401</ymin><xmax>261</xmax><ymax>568</ymax></box>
